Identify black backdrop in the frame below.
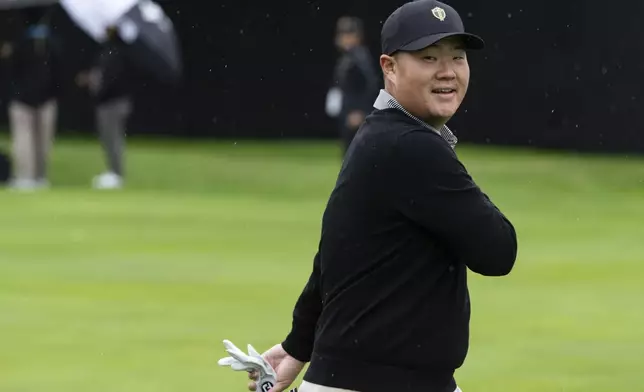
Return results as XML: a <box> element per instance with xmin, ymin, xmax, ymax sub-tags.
<box><xmin>1</xmin><ymin>0</ymin><xmax>643</xmax><ymax>153</ymax></box>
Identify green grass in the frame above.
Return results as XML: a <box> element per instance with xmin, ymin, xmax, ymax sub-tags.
<box><xmin>0</xmin><ymin>137</ymin><xmax>643</xmax><ymax>392</ymax></box>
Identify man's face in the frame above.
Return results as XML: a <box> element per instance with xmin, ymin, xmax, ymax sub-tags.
<box><xmin>381</xmin><ymin>36</ymin><xmax>470</xmax><ymax>126</ymax></box>
<box><xmin>335</xmin><ymin>32</ymin><xmax>360</xmax><ymax>52</ymax></box>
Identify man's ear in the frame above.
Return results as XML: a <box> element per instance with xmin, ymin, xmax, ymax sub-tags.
<box><xmin>380</xmin><ymin>54</ymin><xmax>396</xmax><ymax>84</ymax></box>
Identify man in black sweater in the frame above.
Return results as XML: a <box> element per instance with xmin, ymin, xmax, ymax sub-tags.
<box><xmin>245</xmin><ymin>1</ymin><xmax>518</xmax><ymax>391</ymax></box>
<box><xmin>2</xmin><ymin>5</ymin><xmax>61</xmax><ymax>189</ymax></box>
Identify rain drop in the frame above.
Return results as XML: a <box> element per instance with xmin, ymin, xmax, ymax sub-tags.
<box><xmin>507</xmin><ymin>13</ymin><xmax>512</xmax><ymax>18</ymax></box>
<box><xmin>601</xmin><ymin>66</ymin><xmax>608</xmax><ymax>75</ymax></box>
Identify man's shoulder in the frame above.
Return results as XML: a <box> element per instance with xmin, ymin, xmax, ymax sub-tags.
<box><xmin>366</xmin><ymin>110</ymin><xmax>450</xmax><ymax>146</ymax></box>
<box><xmin>366</xmin><ymin>108</ymin><xmax>421</xmax><ymax>129</ymax></box>
<box><xmin>398</xmin><ymin>126</ymin><xmax>453</xmax><ymax>146</ymax></box>
<box><xmin>395</xmin><ymin>129</ymin><xmax>464</xmax><ymax>175</ymax></box>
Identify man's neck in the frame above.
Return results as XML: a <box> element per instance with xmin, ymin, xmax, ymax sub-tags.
<box><xmin>383</xmin><ymin>88</ymin><xmax>447</xmax><ymax>129</ymax></box>
<box><xmin>374</xmin><ymin>89</ymin><xmax>459</xmax><ymax>148</ymax></box>
<box><xmin>425</xmin><ymin>116</ymin><xmax>447</xmax><ymax>130</ymax></box>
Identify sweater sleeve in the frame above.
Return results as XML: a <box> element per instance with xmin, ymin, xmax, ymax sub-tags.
<box><xmin>393</xmin><ymin>130</ymin><xmax>518</xmax><ymax>276</ymax></box>
<box><xmin>281</xmin><ymin>252</ymin><xmax>322</xmax><ymax>362</ymax></box>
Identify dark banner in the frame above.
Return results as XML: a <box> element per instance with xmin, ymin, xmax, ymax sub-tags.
<box><xmin>1</xmin><ymin>0</ymin><xmax>643</xmax><ymax>153</ymax></box>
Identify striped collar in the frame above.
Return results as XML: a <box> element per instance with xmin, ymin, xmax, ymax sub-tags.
<box><xmin>373</xmin><ymin>89</ymin><xmax>458</xmax><ymax>148</ymax></box>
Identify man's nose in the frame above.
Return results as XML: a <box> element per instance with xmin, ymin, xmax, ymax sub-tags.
<box><xmin>436</xmin><ymin>60</ymin><xmax>456</xmax><ymax>79</ymax></box>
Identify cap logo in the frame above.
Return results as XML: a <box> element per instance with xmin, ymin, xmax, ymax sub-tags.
<box><xmin>431</xmin><ymin>7</ymin><xmax>446</xmax><ymax>21</ymax></box>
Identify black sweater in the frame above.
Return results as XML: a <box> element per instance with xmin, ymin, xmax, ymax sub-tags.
<box><xmin>4</xmin><ymin>16</ymin><xmax>61</xmax><ymax>107</ymax></box>
<box><xmin>282</xmin><ymin>108</ymin><xmax>518</xmax><ymax>392</ymax></box>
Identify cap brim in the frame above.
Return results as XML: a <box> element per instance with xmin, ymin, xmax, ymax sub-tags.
<box><xmin>398</xmin><ymin>32</ymin><xmax>485</xmax><ymax>52</ymax></box>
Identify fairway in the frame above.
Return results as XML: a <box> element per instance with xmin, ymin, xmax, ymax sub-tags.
<box><xmin>0</xmin><ymin>138</ymin><xmax>643</xmax><ymax>392</ymax></box>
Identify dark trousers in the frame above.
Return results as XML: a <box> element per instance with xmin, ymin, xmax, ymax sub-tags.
<box><xmin>96</xmin><ymin>96</ymin><xmax>132</xmax><ymax>176</ymax></box>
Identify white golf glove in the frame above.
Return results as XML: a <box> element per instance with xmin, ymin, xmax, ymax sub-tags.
<box><xmin>218</xmin><ymin>339</ymin><xmax>298</xmax><ymax>392</ymax></box>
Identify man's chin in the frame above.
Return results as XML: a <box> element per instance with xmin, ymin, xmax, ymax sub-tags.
<box><xmin>428</xmin><ymin>110</ymin><xmax>457</xmax><ymax>121</ymax></box>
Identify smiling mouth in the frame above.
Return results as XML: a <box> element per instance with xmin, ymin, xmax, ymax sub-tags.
<box><xmin>432</xmin><ymin>88</ymin><xmax>456</xmax><ymax>94</ymax></box>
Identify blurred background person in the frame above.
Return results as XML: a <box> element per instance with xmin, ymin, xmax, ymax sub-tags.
<box><xmin>1</xmin><ymin>4</ymin><xmax>61</xmax><ymax>190</ymax></box>
<box><xmin>62</xmin><ymin>0</ymin><xmax>183</xmax><ymax>189</ymax></box>
<box><xmin>76</xmin><ymin>29</ymin><xmax>134</xmax><ymax>190</ymax></box>
<box><xmin>326</xmin><ymin>16</ymin><xmax>380</xmax><ymax>156</ymax></box>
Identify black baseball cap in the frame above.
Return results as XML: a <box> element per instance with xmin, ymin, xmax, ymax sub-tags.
<box><xmin>381</xmin><ymin>0</ymin><xmax>485</xmax><ymax>55</ymax></box>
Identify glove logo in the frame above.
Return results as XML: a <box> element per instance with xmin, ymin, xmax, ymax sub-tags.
<box><xmin>261</xmin><ymin>381</ymin><xmax>274</xmax><ymax>392</ymax></box>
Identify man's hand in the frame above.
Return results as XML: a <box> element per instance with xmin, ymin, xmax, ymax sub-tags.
<box><xmin>76</xmin><ymin>68</ymin><xmax>103</xmax><ymax>95</ymax></box>
<box><xmin>248</xmin><ymin>343</ymin><xmax>304</xmax><ymax>392</ymax></box>
<box><xmin>218</xmin><ymin>340</ymin><xmax>304</xmax><ymax>392</ymax></box>
<box><xmin>346</xmin><ymin>110</ymin><xmax>365</xmax><ymax>130</ymax></box>
<box><xmin>0</xmin><ymin>42</ymin><xmax>13</xmax><ymax>59</ymax></box>
<box><xmin>75</xmin><ymin>71</ymin><xmax>90</xmax><ymax>87</ymax></box>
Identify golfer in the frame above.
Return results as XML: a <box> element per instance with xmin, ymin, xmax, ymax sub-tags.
<box><xmin>246</xmin><ymin>1</ymin><xmax>518</xmax><ymax>391</ymax></box>
<box><xmin>76</xmin><ymin>34</ymin><xmax>133</xmax><ymax>190</ymax></box>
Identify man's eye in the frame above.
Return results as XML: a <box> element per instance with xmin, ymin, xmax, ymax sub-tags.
<box><xmin>423</xmin><ymin>56</ymin><xmax>437</xmax><ymax>61</ymax></box>
<box><xmin>454</xmin><ymin>56</ymin><xmax>465</xmax><ymax>60</ymax></box>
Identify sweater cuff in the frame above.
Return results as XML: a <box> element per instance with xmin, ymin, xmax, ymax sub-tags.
<box><xmin>281</xmin><ymin>327</ymin><xmax>314</xmax><ymax>363</ymax></box>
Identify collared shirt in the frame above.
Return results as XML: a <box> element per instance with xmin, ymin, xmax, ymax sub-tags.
<box><xmin>372</xmin><ymin>89</ymin><xmax>458</xmax><ymax>148</ymax></box>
